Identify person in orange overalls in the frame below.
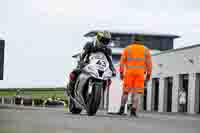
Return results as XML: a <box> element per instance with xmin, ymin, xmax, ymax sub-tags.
<box><xmin>117</xmin><ymin>35</ymin><xmax>152</xmax><ymax>117</ymax></box>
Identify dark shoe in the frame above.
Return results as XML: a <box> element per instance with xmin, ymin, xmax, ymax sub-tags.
<box><xmin>117</xmin><ymin>106</ymin><xmax>125</xmax><ymax>115</ymax></box>
<box><xmin>130</xmin><ymin>108</ymin><xmax>138</xmax><ymax>117</ymax></box>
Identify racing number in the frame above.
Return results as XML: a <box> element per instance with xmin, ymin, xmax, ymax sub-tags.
<box><xmin>96</xmin><ymin>60</ymin><xmax>106</xmax><ymax>67</ymax></box>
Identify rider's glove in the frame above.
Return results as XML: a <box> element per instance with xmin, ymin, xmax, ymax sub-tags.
<box><xmin>112</xmin><ymin>70</ymin><xmax>117</xmax><ymax>77</ymax></box>
<box><xmin>78</xmin><ymin>61</ymin><xmax>86</xmax><ymax>68</ymax></box>
<box><xmin>110</xmin><ymin>66</ymin><xmax>116</xmax><ymax>77</ymax></box>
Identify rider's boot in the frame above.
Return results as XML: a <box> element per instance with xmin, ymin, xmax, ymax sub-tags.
<box><xmin>66</xmin><ymin>80</ymin><xmax>75</xmax><ymax>96</ymax></box>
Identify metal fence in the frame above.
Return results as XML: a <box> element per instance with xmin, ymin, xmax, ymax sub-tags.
<box><xmin>0</xmin><ymin>96</ymin><xmax>15</xmax><ymax>104</ymax></box>
<box><xmin>0</xmin><ymin>96</ymin><xmax>66</xmax><ymax>107</ymax></box>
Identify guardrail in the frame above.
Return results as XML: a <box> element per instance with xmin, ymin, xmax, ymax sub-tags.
<box><xmin>0</xmin><ymin>96</ymin><xmax>34</xmax><ymax>106</ymax></box>
<box><xmin>0</xmin><ymin>96</ymin><xmax>15</xmax><ymax>105</ymax></box>
<box><xmin>0</xmin><ymin>96</ymin><xmax>67</xmax><ymax>107</ymax></box>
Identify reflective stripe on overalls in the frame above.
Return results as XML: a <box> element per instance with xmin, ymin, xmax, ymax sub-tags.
<box><xmin>126</xmin><ymin>46</ymin><xmax>147</xmax><ymax>69</ymax></box>
<box><xmin>128</xmin><ymin>88</ymin><xmax>144</xmax><ymax>91</ymax></box>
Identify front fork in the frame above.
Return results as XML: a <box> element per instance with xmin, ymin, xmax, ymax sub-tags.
<box><xmin>88</xmin><ymin>79</ymin><xmax>107</xmax><ymax>95</ymax></box>
<box><xmin>88</xmin><ymin>79</ymin><xmax>93</xmax><ymax>95</ymax></box>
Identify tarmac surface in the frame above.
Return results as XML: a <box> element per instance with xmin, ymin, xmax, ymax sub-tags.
<box><xmin>0</xmin><ymin>105</ymin><xmax>200</xmax><ymax>133</ymax></box>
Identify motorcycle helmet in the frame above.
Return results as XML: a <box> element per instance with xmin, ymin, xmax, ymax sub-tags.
<box><xmin>96</xmin><ymin>31</ymin><xmax>112</xmax><ymax>47</ymax></box>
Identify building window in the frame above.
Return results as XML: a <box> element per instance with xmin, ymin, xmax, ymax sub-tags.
<box><xmin>195</xmin><ymin>73</ymin><xmax>200</xmax><ymax>113</ymax></box>
<box><xmin>165</xmin><ymin>77</ymin><xmax>173</xmax><ymax>112</ymax></box>
<box><xmin>152</xmin><ymin>78</ymin><xmax>160</xmax><ymax>111</ymax></box>
<box><xmin>112</xmin><ymin>37</ymin><xmax>121</xmax><ymax>47</ymax></box>
<box><xmin>112</xmin><ymin>54</ymin><xmax>121</xmax><ymax>64</ymax></box>
<box><xmin>179</xmin><ymin>74</ymin><xmax>189</xmax><ymax>112</ymax></box>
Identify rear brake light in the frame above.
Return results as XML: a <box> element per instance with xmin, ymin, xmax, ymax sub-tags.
<box><xmin>69</xmin><ymin>73</ymin><xmax>76</xmax><ymax>81</ymax></box>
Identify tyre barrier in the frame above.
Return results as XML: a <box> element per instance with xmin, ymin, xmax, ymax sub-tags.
<box><xmin>44</xmin><ymin>100</ymin><xmax>65</xmax><ymax>107</ymax></box>
<box><xmin>0</xmin><ymin>96</ymin><xmax>68</xmax><ymax>108</ymax></box>
<box><xmin>33</xmin><ymin>99</ymin><xmax>44</xmax><ymax>106</ymax></box>
<box><xmin>15</xmin><ymin>96</ymin><xmax>22</xmax><ymax>105</ymax></box>
<box><xmin>23</xmin><ymin>97</ymin><xmax>33</xmax><ymax>106</ymax></box>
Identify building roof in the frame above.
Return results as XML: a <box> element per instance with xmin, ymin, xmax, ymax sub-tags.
<box><xmin>72</xmin><ymin>48</ymin><xmax>162</xmax><ymax>58</ymax></box>
<box><xmin>152</xmin><ymin>44</ymin><xmax>200</xmax><ymax>56</ymax></box>
<box><xmin>73</xmin><ymin>44</ymin><xmax>200</xmax><ymax>58</ymax></box>
<box><xmin>72</xmin><ymin>30</ymin><xmax>181</xmax><ymax>58</ymax></box>
<box><xmin>84</xmin><ymin>30</ymin><xmax>180</xmax><ymax>38</ymax></box>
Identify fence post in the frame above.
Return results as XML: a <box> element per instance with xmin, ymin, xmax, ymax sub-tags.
<box><xmin>2</xmin><ymin>97</ymin><xmax>4</xmax><ymax>104</ymax></box>
<box><xmin>21</xmin><ymin>97</ymin><xmax>23</xmax><ymax>105</ymax></box>
<box><xmin>13</xmin><ymin>97</ymin><xmax>15</xmax><ymax>105</ymax></box>
<box><xmin>32</xmin><ymin>99</ymin><xmax>34</xmax><ymax>106</ymax></box>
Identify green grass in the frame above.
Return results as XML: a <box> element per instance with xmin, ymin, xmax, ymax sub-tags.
<box><xmin>0</xmin><ymin>90</ymin><xmax>16</xmax><ymax>96</ymax></box>
<box><xmin>0</xmin><ymin>89</ymin><xmax>67</xmax><ymax>100</ymax></box>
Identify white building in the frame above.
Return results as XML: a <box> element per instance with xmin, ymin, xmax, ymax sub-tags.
<box><xmin>147</xmin><ymin>44</ymin><xmax>200</xmax><ymax>114</ymax></box>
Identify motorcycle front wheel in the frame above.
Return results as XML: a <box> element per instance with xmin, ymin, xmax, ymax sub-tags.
<box><xmin>86</xmin><ymin>82</ymin><xmax>102</xmax><ymax>116</ymax></box>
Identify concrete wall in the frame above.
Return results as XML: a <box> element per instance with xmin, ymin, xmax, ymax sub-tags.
<box><xmin>152</xmin><ymin>45</ymin><xmax>200</xmax><ymax>77</ymax></box>
<box><xmin>148</xmin><ymin>45</ymin><xmax>200</xmax><ymax>114</ymax></box>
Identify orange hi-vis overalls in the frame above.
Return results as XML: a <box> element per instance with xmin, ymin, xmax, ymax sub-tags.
<box><xmin>119</xmin><ymin>43</ymin><xmax>152</xmax><ymax>93</ymax></box>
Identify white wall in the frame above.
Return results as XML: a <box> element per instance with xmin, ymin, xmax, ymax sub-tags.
<box><xmin>150</xmin><ymin>44</ymin><xmax>200</xmax><ymax>113</ymax></box>
<box><xmin>152</xmin><ymin>45</ymin><xmax>200</xmax><ymax>78</ymax></box>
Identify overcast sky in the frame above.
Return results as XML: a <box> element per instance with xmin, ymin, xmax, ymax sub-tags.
<box><xmin>0</xmin><ymin>0</ymin><xmax>200</xmax><ymax>87</ymax></box>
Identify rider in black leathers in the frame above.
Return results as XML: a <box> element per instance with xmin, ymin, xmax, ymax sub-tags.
<box><xmin>66</xmin><ymin>31</ymin><xmax>116</xmax><ymax>95</ymax></box>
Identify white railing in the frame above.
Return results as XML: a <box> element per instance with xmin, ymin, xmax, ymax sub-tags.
<box><xmin>0</xmin><ymin>96</ymin><xmax>15</xmax><ymax>105</ymax></box>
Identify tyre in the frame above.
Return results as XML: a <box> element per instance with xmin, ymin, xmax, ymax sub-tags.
<box><xmin>86</xmin><ymin>83</ymin><xmax>102</xmax><ymax>116</ymax></box>
<box><xmin>68</xmin><ymin>97</ymin><xmax>82</xmax><ymax>114</ymax></box>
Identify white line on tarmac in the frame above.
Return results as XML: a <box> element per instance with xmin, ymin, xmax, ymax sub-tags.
<box><xmin>140</xmin><ymin>114</ymin><xmax>200</xmax><ymax>121</ymax></box>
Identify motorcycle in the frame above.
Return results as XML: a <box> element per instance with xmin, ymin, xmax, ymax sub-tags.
<box><xmin>65</xmin><ymin>52</ymin><xmax>113</xmax><ymax>116</ymax></box>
